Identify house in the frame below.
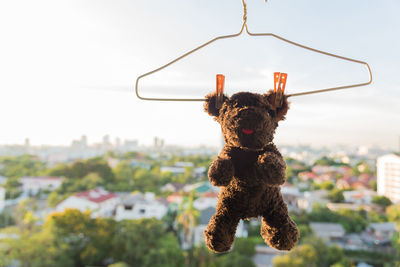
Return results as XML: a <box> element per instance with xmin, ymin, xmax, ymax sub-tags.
<box><xmin>310</xmin><ymin>222</ymin><xmax>345</xmax><ymax>242</ymax></box>
<box><xmin>56</xmin><ymin>188</ymin><xmax>117</xmax><ymax>218</ymax></box>
<box><xmin>253</xmin><ymin>245</ymin><xmax>287</xmax><ymax>267</ymax></box>
<box><xmin>193</xmin><ymin>192</ymin><xmax>218</xmax><ymax>210</ymax></box>
<box><xmin>345</xmin><ymin>233</ymin><xmax>367</xmax><ymax>250</ymax></box>
<box><xmin>19</xmin><ymin>176</ymin><xmax>63</xmax><ymax>195</ymax></box>
<box><xmin>161</xmin><ymin>183</ymin><xmax>187</xmax><ymax>193</ymax></box>
<box><xmin>281</xmin><ymin>184</ymin><xmax>302</xmax><ymax>213</ymax></box>
<box><xmin>297</xmin><ymin>190</ymin><xmax>329</xmax><ymax>213</ymax></box>
<box><xmin>343</xmin><ymin>190</ymin><xmax>377</xmax><ymax>204</ymax></box>
<box><xmin>115</xmin><ymin>192</ymin><xmax>168</xmax><ymax>221</ymax></box>
<box><xmin>193</xmin><ymin>166</ymin><xmax>207</xmax><ymax>177</ymax></box>
<box><xmin>312</xmin><ymin>165</ymin><xmax>337</xmax><ymax>175</ymax></box>
<box><xmin>167</xmin><ymin>192</ymin><xmax>184</xmax><ymax>205</ymax></box>
<box><xmin>313</xmin><ymin>173</ymin><xmax>335</xmax><ymax>184</ymax></box>
<box><xmin>367</xmin><ymin>222</ymin><xmax>397</xmax><ymax>240</ymax></box>
<box><xmin>160</xmin><ymin>163</ymin><xmax>206</xmax><ymax>177</ymax></box>
<box><xmin>336</xmin><ymin>176</ymin><xmax>357</xmax><ymax>189</ymax></box>
<box><xmin>297</xmin><ymin>171</ymin><xmax>316</xmax><ymax>182</ymax></box>
<box><xmin>183</xmin><ymin>182</ymin><xmax>219</xmax><ymax>194</ymax></box>
<box><xmin>336</xmin><ymin>175</ymin><xmax>375</xmax><ymax>190</ymax></box>
<box><xmin>175</xmin><ymin>162</ymin><xmax>194</xmax><ymax>168</ymax></box>
<box><xmin>337</xmin><ymin>166</ymin><xmax>352</xmax><ymax>176</ymax></box>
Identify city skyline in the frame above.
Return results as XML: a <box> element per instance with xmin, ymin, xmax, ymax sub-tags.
<box><xmin>1</xmin><ymin>0</ymin><xmax>399</xmax><ymax>149</ymax></box>
<box><xmin>1</xmin><ymin>134</ymin><xmax>397</xmax><ymax>153</ymax></box>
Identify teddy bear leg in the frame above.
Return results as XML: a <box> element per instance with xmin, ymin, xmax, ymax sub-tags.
<box><xmin>204</xmin><ymin>210</ymin><xmax>240</xmax><ymax>253</ymax></box>
<box><xmin>260</xmin><ymin>204</ymin><xmax>299</xmax><ymax>251</ymax></box>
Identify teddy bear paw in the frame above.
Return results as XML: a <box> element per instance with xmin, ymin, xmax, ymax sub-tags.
<box><xmin>208</xmin><ymin>158</ymin><xmax>234</xmax><ymax>186</ymax></box>
<box><xmin>204</xmin><ymin>229</ymin><xmax>234</xmax><ymax>253</ymax></box>
<box><xmin>256</xmin><ymin>153</ymin><xmax>286</xmax><ymax>185</ymax></box>
<box><xmin>261</xmin><ymin>222</ymin><xmax>299</xmax><ymax>251</ymax></box>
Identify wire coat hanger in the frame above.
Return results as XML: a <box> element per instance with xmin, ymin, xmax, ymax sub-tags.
<box><xmin>135</xmin><ymin>0</ymin><xmax>372</xmax><ymax>101</ymax></box>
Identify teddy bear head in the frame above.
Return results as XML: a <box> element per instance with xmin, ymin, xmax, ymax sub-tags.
<box><xmin>204</xmin><ymin>90</ymin><xmax>289</xmax><ymax>150</ymax></box>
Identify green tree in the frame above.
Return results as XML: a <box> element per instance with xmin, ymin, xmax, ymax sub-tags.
<box><xmin>4</xmin><ymin>177</ymin><xmax>22</xmax><ymax>199</ymax></box>
<box><xmin>0</xmin><ymin>155</ymin><xmax>45</xmax><ymax>179</ymax></box>
<box><xmin>286</xmin><ymin>165</ymin><xmax>294</xmax><ymax>183</ymax></box>
<box><xmin>47</xmin><ymin>208</ymin><xmax>116</xmax><ymax>267</ymax></box>
<box><xmin>274</xmin><ymin>236</ymin><xmax>352</xmax><ymax>267</ymax></box>
<box><xmin>191</xmin><ymin>244</ymin><xmax>217</xmax><ymax>267</ymax></box>
<box><xmin>46</xmin><ymin>157</ymin><xmax>115</xmax><ymax>183</ymax></box>
<box><xmin>336</xmin><ymin>209</ymin><xmax>368</xmax><ymax>233</ymax></box>
<box><xmin>273</xmin><ymin>244</ymin><xmax>318</xmax><ymax>267</ymax></box>
<box><xmin>3</xmin><ymin>226</ymin><xmax>74</xmax><ymax>267</ymax></box>
<box><xmin>0</xmin><ymin>212</ymin><xmax>15</xmax><ymax>227</ymax></box>
<box><xmin>217</xmin><ymin>252</ymin><xmax>256</xmax><ymax>267</ymax></box>
<box><xmin>297</xmin><ymin>224</ymin><xmax>312</xmax><ymax>242</ymax></box>
<box><xmin>176</xmin><ymin>192</ymin><xmax>200</xmax><ymax>248</ymax></box>
<box><xmin>372</xmin><ymin>195</ymin><xmax>392</xmax><ymax>207</ymax></box>
<box><xmin>352</xmin><ymin>161</ymin><xmax>374</xmax><ymax>176</ymax></box>
<box><xmin>114</xmin><ymin>161</ymin><xmax>134</xmax><ymax>181</ymax></box>
<box><xmin>327</xmin><ymin>188</ymin><xmax>344</xmax><ymax>203</ymax></box>
<box><xmin>387</xmin><ymin>204</ymin><xmax>400</xmax><ymax>223</ymax></box>
<box><xmin>310</xmin><ymin>204</ymin><xmax>340</xmax><ymax>222</ymax></box>
<box><xmin>232</xmin><ymin>238</ymin><xmax>256</xmax><ymax>257</ymax></box>
<box><xmin>143</xmin><ymin>234</ymin><xmax>185</xmax><ymax>267</ymax></box>
<box><xmin>320</xmin><ymin>181</ymin><xmax>335</xmax><ymax>190</ymax></box>
<box><xmin>368</xmin><ymin>210</ymin><xmax>388</xmax><ymax>223</ymax></box>
<box><xmin>111</xmin><ymin>218</ymin><xmax>167</xmax><ymax>266</ymax></box>
<box><xmin>313</xmin><ymin>156</ymin><xmax>342</xmax><ymax>167</ymax></box>
<box><xmin>15</xmin><ymin>198</ymin><xmax>39</xmax><ymax>230</ymax></box>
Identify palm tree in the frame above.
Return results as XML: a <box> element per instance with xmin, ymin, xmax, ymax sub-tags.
<box><xmin>176</xmin><ymin>191</ymin><xmax>200</xmax><ymax>250</ymax></box>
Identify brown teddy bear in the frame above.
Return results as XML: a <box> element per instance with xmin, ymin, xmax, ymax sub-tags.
<box><xmin>203</xmin><ymin>90</ymin><xmax>299</xmax><ymax>253</ymax></box>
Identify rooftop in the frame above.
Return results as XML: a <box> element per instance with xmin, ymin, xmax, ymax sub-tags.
<box><xmin>75</xmin><ymin>188</ymin><xmax>116</xmax><ymax>203</ymax></box>
<box><xmin>368</xmin><ymin>222</ymin><xmax>397</xmax><ymax>232</ymax></box>
<box><xmin>310</xmin><ymin>222</ymin><xmax>345</xmax><ymax>236</ymax></box>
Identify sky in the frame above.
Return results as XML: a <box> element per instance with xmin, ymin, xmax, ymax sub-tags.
<box><xmin>0</xmin><ymin>0</ymin><xmax>399</xmax><ymax>149</ymax></box>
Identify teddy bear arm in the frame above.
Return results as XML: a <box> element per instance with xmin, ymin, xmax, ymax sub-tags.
<box><xmin>256</xmin><ymin>151</ymin><xmax>286</xmax><ymax>186</ymax></box>
<box><xmin>208</xmin><ymin>157</ymin><xmax>234</xmax><ymax>186</ymax></box>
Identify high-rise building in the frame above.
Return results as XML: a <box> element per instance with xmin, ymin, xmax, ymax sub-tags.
<box><xmin>377</xmin><ymin>154</ymin><xmax>400</xmax><ymax>203</ymax></box>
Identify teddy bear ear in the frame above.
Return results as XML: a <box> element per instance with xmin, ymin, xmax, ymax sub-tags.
<box><xmin>204</xmin><ymin>91</ymin><xmax>228</xmax><ymax>117</ymax></box>
<box><xmin>263</xmin><ymin>90</ymin><xmax>290</xmax><ymax>122</ymax></box>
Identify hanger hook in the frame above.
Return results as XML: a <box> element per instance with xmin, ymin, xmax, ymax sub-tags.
<box><xmin>242</xmin><ymin>0</ymin><xmax>247</xmax><ymax>25</ymax></box>
<box><xmin>241</xmin><ymin>0</ymin><xmax>268</xmax><ymax>27</ymax></box>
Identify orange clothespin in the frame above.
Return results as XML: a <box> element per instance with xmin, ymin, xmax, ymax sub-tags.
<box><xmin>273</xmin><ymin>72</ymin><xmax>287</xmax><ymax>107</ymax></box>
<box><xmin>216</xmin><ymin>74</ymin><xmax>225</xmax><ymax>108</ymax></box>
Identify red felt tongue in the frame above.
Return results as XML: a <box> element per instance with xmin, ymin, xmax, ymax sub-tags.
<box><xmin>242</xmin><ymin>129</ymin><xmax>254</xmax><ymax>135</ymax></box>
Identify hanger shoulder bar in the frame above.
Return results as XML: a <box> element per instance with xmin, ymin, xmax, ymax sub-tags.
<box><xmin>246</xmin><ymin>30</ymin><xmax>373</xmax><ymax>97</ymax></box>
<box><xmin>135</xmin><ymin>25</ymin><xmax>246</xmax><ymax>101</ymax></box>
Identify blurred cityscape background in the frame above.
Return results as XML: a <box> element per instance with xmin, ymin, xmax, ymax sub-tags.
<box><xmin>0</xmin><ymin>136</ymin><xmax>400</xmax><ymax>266</ymax></box>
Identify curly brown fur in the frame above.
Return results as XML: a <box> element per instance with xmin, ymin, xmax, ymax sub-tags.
<box><xmin>204</xmin><ymin>90</ymin><xmax>298</xmax><ymax>253</ymax></box>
